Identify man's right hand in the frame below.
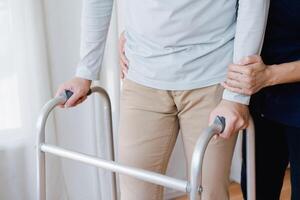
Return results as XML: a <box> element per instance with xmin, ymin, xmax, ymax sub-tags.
<box><xmin>55</xmin><ymin>77</ymin><xmax>92</xmax><ymax>108</ymax></box>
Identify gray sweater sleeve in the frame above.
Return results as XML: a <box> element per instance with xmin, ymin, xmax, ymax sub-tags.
<box><xmin>76</xmin><ymin>0</ymin><xmax>114</xmax><ymax>80</ymax></box>
<box><xmin>223</xmin><ymin>0</ymin><xmax>270</xmax><ymax>105</ymax></box>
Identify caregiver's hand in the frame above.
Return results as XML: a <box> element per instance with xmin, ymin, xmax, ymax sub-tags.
<box><xmin>209</xmin><ymin>100</ymin><xmax>249</xmax><ymax>139</ymax></box>
<box><xmin>119</xmin><ymin>31</ymin><xmax>129</xmax><ymax>79</ymax></box>
<box><xmin>55</xmin><ymin>77</ymin><xmax>91</xmax><ymax>108</ymax></box>
<box><xmin>222</xmin><ymin>55</ymin><xmax>272</xmax><ymax>95</ymax></box>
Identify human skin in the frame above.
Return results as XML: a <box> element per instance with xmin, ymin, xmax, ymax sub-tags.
<box><xmin>55</xmin><ymin>77</ymin><xmax>91</xmax><ymax>108</ymax></box>
<box><xmin>222</xmin><ymin>55</ymin><xmax>300</xmax><ymax>95</ymax></box>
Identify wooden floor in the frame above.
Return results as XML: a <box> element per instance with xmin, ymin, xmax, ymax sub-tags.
<box><xmin>174</xmin><ymin>170</ymin><xmax>291</xmax><ymax>200</ymax></box>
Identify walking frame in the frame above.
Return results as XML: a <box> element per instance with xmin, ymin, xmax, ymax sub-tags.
<box><xmin>36</xmin><ymin>86</ymin><xmax>256</xmax><ymax>200</ymax></box>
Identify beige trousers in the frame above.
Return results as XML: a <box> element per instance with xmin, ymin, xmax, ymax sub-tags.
<box><xmin>118</xmin><ymin>79</ymin><xmax>237</xmax><ymax>200</ymax></box>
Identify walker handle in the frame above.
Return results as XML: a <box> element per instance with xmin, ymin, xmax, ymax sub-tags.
<box><xmin>215</xmin><ymin>116</ymin><xmax>226</xmax><ymax>133</ymax></box>
<box><xmin>62</xmin><ymin>89</ymin><xmax>92</xmax><ymax>100</ymax></box>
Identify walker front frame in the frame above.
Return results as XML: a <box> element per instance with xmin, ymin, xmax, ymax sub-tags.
<box><xmin>36</xmin><ymin>86</ymin><xmax>256</xmax><ymax>200</ymax></box>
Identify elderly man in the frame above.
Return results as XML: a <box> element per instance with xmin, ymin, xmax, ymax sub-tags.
<box><xmin>56</xmin><ymin>0</ymin><xmax>269</xmax><ymax>199</ymax></box>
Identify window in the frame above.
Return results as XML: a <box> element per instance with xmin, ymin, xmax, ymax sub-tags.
<box><xmin>0</xmin><ymin>0</ymin><xmax>22</xmax><ymax>131</ymax></box>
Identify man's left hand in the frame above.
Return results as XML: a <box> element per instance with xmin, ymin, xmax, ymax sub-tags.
<box><xmin>209</xmin><ymin>100</ymin><xmax>249</xmax><ymax>139</ymax></box>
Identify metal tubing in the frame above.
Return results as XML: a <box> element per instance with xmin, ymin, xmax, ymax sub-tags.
<box><xmin>246</xmin><ymin>117</ymin><xmax>256</xmax><ymax>200</ymax></box>
<box><xmin>188</xmin><ymin>117</ymin><xmax>256</xmax><ymax>200</ymax></box>
<box><xmin>90</xmin><ymin>87</ymin><xmax>117</xmax><ymax>200</ymax></box>
<box><xmin>36</xmin><ymin>86</ymin><xmax>117</xmax><ymax>200</ymax></box>
<box><xmin>36</xmin><ymin>86</ymin><xmax>256</xmax><ymax>200</ymax></box>
<box><xmin>41</xmin><ymin>144</ymin><xmax>188</xmax><ymax>192</ymax></box>
<box><xmin>36</xmin><ymin>96</ymin><xmax>66</xmax><ymax>200</ymax></box>
<box><xmin>189</xmin><ymin>117</ymin><xmax>224</xmax><ymax>200</ymax></box>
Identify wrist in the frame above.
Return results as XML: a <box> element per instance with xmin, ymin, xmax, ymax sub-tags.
<box><xmin>84</xmin><ymin>79</ymin><xmax>92</xmax><ymax>84</ymax></box>
<box><xmin>74</xmin><ymin>77</ymin><xmax>92</xmax><ymax>86</ymax></box>
<box><xmin>266</xmin><ymin>64</ymin><xmax>279</xmax><ymax>86</ymax></box>
<box><xmin>83</xmin><ymin>79</ymin><xmax>92</xmax><ymax>86</ymax></box>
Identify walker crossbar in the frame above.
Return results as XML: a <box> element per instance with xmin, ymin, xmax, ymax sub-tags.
<box><xmin>40</xmin><ymin>144</ymin><xmax>188</xmax><ymax>192</ymax></box>
<box><xmin>36</xmin><ymin>86</ymin><xmax>256</xmax><ymax>200</ymax></box>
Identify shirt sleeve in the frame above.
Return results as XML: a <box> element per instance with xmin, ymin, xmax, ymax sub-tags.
<box><xmin>222</xmin><ymin>0</ymin><xmax>270</xmax><ymax>105</ymax></box>
<box><xmin>75</xmin><ymin>0</ymin><xmax>114</xmax><ymax>80</ymax></box>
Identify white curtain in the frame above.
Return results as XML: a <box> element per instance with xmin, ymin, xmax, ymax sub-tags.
<box><xmin>0</xmin><ymin>0</ymin><xmax>65</xmax><ymax>199</ymax></box>
<box><xmin>0</xmin><ymin>0</ymin><xmax>120</xmax><ymax>199</ymax></box>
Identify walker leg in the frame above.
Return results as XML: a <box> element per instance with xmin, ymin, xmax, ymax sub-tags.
<box><xmin>91</xmin><ymin>87</ymin><xmax>117</xmax><ymax>200</ymax></box>
<box><xmin>246</xmin><ymin>118</ymin><xmax>256</xmax><ymax>200</ymax></box>
<box><xmin>36</xmin><ymin>96</ymin><xmax>63</xmax><ymax>200</ymax></box>
<box><xmin>188</xmin><ymin>117</ymin><xmax>255</xmax><ymax>200</ymax></box>
<box><xmin>188</xmin><ymin>117</ymin><xmax>225</xmax><ymax>200</ymax></box>
<box><xmin>36</xmin><ymin>148</ymin><xmax>46</xmax><ymax>200</ymax></box>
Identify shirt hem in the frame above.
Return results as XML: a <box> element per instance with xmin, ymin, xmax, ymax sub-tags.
<box><xmin>125</xmin><ymin>73</ymin><xmax>227</xmax><ymax>91</ymax></box>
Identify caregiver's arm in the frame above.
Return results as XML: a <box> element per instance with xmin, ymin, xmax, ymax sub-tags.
<box><xmin>269</xmin><ymin>61</ymin><xmax>300</xmax><ymax>84</ymax></box>
<box><xmin>223</xmin><ymin>56</ymin><xmax>300</xmax><ymax>95</ymax></box>
<box><xmin>56</xmin><ymin>0</ymin><xmax>114</xmax><ymax>107</ymax></box>
<box><xmin>210</xmin><ymin>0</ymin><xmax>269</xmax><ymax>138</ymax></box>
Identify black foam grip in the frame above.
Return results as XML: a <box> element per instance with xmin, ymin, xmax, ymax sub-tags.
<box><xmin>65</xmin><ymin>90</ymin><xmax>74</xmax><ymax>100</ymax></box>
<box><xmin>64</xmin><ymin>89</ymin><xmax>92</xmax><ymax>100</ymax></box>
<box><xmin>217</xmin><ymin>116</ymin><xmax>226</xmax><ymax>133</ymax></box>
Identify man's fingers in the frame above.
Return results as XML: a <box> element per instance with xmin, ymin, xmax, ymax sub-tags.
<box><xmin>65</xmin><ymin>91</ymin><xmax>83</xmax><ymax>107</ymax></box>
<box><xmin>120</xmin><ymin>59</ymin><xmax>128</xmax><ymax>77</ymax></box>
<box><xmin>220</xmin><ymin>120</ymin><xmax>234</xmax><ymax>139</ymax></box>
<box><xmin>119</xmin><ymin>32</ymin><xmax>129</xmax><ymax>66</ymax></box>
<box><xmin>121</xmin><ymin>64</ymin><xmax>128</xmax><ymax>74</ymax></box>
<box><xmin>120</xmin><ymin>67</ymin><xmax>125</xmax><ymax>79</ymax></box>
<box><xmin>120</xmin><ymin>71</ymin><xmax>124</xmax><ymax>79</ymax></box>
<box><xmin>219</xmin><ymin>115</ymin><xmax>249</xmax><ymax>139</ymax></box>
<box><xmin>119</xmin><ymin>31</ymin><xmax>129</xmax><ymax>79</ymax></box>
<box><xmin>55</xmin><ymin>86</ymin><xmax>70</xmax><ymax>107</ymax></box>
<box><xmin>55</xmin><ymin>85</ymin><xmax>67</xmax><ymax>98</ymax></box>
<box><xmin>120</xmin><ymin>31</ymin><xmax>126</xmax><ymax>43</ymax></box>
<box><xmin>120</xmin><ymin>52</ymin><xmax>129</xmax><ymax>66</ymax></box>
<box><xmin>74</xmin><ymin>96</ymin><xmax>87</xmax><ymax>106</ymax></box>
<box><xmin>119</xmin><ymin>33</ymin><xmax>125</xmax><ymax>51</ymax></box>
<box><xmin>219</xmin><ymin>116</ymin><xmax>242</xmax><ymax>139</ymax></box>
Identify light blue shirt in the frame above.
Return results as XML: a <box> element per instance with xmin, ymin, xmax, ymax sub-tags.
<box><xmin>76</xmin><ymin>0</ymin><xmax>269</xmax><ymax>104</ymax></box>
